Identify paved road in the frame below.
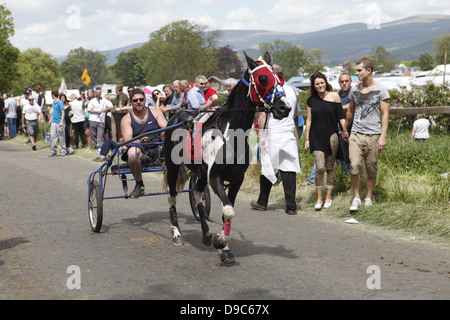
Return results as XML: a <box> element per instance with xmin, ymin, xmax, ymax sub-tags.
<box><xmin>0</xmin><ymin>141</ymin><xmax>449</xmax><ymax>303</ymax></box>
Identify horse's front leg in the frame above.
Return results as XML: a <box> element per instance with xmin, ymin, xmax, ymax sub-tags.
<box><xmin>214</xmin><ymin>204</ymin><xmax>235</xmax><ymax>264</ymax></box>
<box><xmin>216</xmin><ymin>171</ymin><xmax>246</xmax><ymax>263</ymax></box>
<box><xmin>209</xmin><ymin>176</ymin><xmax>235</xmax><ymax>264</ymax></box>
<box><xmin>213</xmin><ymin>204</ymin><xmax>234</xmax><ymax>249</ymax></box>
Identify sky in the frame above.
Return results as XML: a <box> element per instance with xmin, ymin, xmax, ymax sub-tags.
<box><xmin>3</xmin><ymin>0</ymin><xmax>450</xmax><ymax>57</ymax></box>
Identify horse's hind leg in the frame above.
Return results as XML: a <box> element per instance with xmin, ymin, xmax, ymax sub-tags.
<box><xmin>193</xmin><ymin>175</ymin><xmax>212</xmax><ymax>246</ymax></box>
<box><xmin>167</xmin><ymin>164</ymin><xmax>182</xmax><ymax>246</ymax></box>
<box><xmin>170</xmin><ymin>206</ymin><xmax>182</xmax><ymax>246</ymax></box>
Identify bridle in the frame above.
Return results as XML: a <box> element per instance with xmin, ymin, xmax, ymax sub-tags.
<box><xmin>241</xmin><ymin>59</ymin><xmax>286</xmax><ymax>113</ymax></box>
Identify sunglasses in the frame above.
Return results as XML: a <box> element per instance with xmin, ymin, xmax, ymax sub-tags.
<box><xmin>132</xmin><ymin>98</ymin><xmax>145</xmax><ymax>103</ymax></box>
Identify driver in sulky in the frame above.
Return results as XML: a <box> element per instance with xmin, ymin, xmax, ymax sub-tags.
<box><xmin>121</xmin><ymin>89</ymin><xmax>168</xmax><ymax>199</ymax></box>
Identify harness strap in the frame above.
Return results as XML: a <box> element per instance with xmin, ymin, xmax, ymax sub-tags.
<box><xmin>265</xmin><ymin>90</ymin><xmax>285</xmax><ymax>101</ymax></box>
<box><xmin>241</xmin><ymin>59</ymin><xmax>286</xmax><ymax>113</ymax></box>
<box><xmin>241</xmin><ymin>76</ymin><xmax>284</xmax><ymax>113</ymax></box>
<box><xmin>240</xmin><ymin>76</ymin><xmax>250</xmax><ymax>87</ymax></box>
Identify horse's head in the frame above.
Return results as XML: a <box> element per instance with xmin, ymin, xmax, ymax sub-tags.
<box><xmin>243</xmin><ymin>52</ymin><xmax>291</xmax><ymax>120</ymax></box>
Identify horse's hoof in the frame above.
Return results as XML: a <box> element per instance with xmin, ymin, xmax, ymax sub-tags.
<box><xmin>213</xmin><ymin>234</ymin><xmax>225</xmax><ymax>250</ymax></box>
<box><xmin>202</xmin><ymin>232</ymin><xmax>212</xmax><ymax>246</ymax></box>
<box><xmin>173</xmin><ymin>236</ymin><xmax>183</xmax><ymax>246</ymax></box>
<box><xmin>220</xmin><ymin>250</ymin><xmax>235</xmax><ymax>264</ymax></box>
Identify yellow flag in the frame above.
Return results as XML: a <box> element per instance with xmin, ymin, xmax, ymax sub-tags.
<box><xmin>81</xmin><ymin>68</ymin><xmax>91</xmax><ymax>85</ymax></box>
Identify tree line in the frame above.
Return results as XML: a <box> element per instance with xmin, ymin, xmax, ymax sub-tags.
<box><xmin>1</xmin><ymin>3</ymin><xmax>449</xmax><ymax>96</ymax></box>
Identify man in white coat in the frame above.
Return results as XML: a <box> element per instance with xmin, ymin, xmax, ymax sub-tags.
<box><xmin>250</xmin><ymin>64</ymin><xmax>300</xmax><ymax>215</ymax></box>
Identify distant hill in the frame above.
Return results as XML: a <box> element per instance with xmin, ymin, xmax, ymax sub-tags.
<box><xmin>57</xmin><ymin>42</ymin><xmax>145</xmax><ymax>65</ymax></box>
<box><xmin>220</xmin><ymin>14</ymin><xmax>450</xmax><ymax>64</ymax></box>
<box><xmin>60</xmin><ymin>14</ymin><xmax>450</xmax><ymax>66</ymax></box>
<box><xmin>99</xmin><ymin>42</ymin><xmax>145</xmax><ymax>65</ymax></box>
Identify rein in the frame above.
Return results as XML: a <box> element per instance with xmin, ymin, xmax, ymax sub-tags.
<box><xmin>180</xmin><ymin>106</ymin><xmax>257</xmax><ymax>114</ymax></box>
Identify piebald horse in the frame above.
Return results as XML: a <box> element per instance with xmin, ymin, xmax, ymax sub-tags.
<box><xmin>163</xmin><ymin>52</ymin><xmax>291</xmax><ymax>263</ymax></box>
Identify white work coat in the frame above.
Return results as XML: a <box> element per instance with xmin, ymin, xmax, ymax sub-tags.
<box><xmin>260</xmin><ymin>85</ymin><xmax>300</xmax><ymax>184</ymax></box>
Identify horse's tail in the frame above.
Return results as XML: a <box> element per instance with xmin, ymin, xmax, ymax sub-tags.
<box><xmin>163</xmin><ymin>163</ymin><xmax>190</xmax><ymax>193</ymax></box>
<box><xmin>177</xmin><ymin>164</ymin><xmax>190</xmax><ymax>191</ymax></box>
<box><xmin>163</xmin><ymin>112</ymin><xmax>193</xmax><ymax>193</ymax></box>
<box><xmin>162</xmin><ymin>129</ymin><xmax>190</xmax><ymax>193</ymax></box>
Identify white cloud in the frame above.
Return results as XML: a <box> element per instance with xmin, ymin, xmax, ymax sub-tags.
<box><xmin>223</xmin><ymin>8</ymin><xmax>262</xmax><ymax>30</ymax></box>
<box><xmin>188</xmin><ymin>14</ymin><xmax>218</xmax><ymax>30</ymax></box>
<box><xmin>114</xmin><ymin>10</ymin><xmax>177</xmax><ymax>43</ymax></box>
<box><xmin>2</xmin><ymin>0</ymin><xmax>449</xmax><ymax>56</ymax></box>
<box><xmin>198</xmin><ymin>0</ymin><xmax>215</xmax><ymax>6</ymax></box>
<box><xmin>17</xmin><ymin>23</ymin><xmax>52</xmax><ymax>38</ymax></box>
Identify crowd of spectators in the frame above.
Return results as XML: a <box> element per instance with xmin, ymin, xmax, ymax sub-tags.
<box><xmin>0</xmin><ymin>77</ymin><xmax>237</xmax><ymax>155</ymax></box>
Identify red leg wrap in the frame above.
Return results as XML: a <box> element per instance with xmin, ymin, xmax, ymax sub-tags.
<box><xmin>224</xmin><ymin>221</ymin><xmax>231</xmax><ymax>237</ymax></box>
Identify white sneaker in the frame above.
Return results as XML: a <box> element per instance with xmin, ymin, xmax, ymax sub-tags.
<box><xmin>364</xmin><ymin>198</ymin><xmax>372</xmax><ymax>207</ymax></box>
<box><xmin>323</xmin><ymin>200</ymin><xmax>332</xmax><ymax>209</ymax></box>
<box><xmin>314</xmin><ymin>202</ymin><xmax>323</xmax><ymax>211</ymax></box>
<box><xmin>350</xmin><ymin>198</ymin><xmax>361</xmax><ymax>213</ymax></box>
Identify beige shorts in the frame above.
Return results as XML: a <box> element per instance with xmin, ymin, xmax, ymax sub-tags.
<box><xmin>349</xmin><ymin>132</ymin><xmax>380</xmax><ymax>178</ymax></box>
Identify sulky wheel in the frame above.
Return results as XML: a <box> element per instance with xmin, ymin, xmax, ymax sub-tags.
<box><xmin>88</xmin><ymin>180</ymin><xmax>103</xmax><ymax>233</ymax></box>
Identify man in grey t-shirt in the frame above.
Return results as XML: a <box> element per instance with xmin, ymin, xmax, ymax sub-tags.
<box><xmin>342</xmin><ymin>57</ymin><xmax>390</xmax><ymax>213</ymax></box>
<box><xmin>350</xmin><ymin>82</ymin><xmax>389</xmax><ymax>135</ymax></box>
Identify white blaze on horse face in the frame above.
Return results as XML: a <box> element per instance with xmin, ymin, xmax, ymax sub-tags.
<box><xmin>275</xmin><ymin>94</ymin><xmax>290</xmax><ymax>118</ymax></box>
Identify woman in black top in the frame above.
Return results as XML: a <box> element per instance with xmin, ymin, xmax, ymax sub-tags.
<box><xmin>305</xmin><ymin>72</ymin><xmax>346</xmax><ymax>211</ymax></box>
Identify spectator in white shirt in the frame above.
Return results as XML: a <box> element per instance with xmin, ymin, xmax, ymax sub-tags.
<box><xmin>22</xmin><ymin>95</ymin><xmax>44</xmax><ymax>150</ymax></box>
<box><xmin>3</xmin><ymin>93</ymin><xmax>17</xmax><ymax>138</ymax></box>
<box><xmin>88</xmin><ymin>88</ymin><xmax>113</xmax><ymax>152</ymax></box>
<box><xmin>411</xmin><ymin>114</ymin><xmax>430</xmax><ymax>142</ymax></box>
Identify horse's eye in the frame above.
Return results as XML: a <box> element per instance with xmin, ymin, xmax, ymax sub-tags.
<box><xmin>258</xmin><ymin>75</ymin><xmax>269</xmax><ymax>87</ymax></box>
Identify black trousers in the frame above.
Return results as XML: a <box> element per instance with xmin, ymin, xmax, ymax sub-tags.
<box><xmin>65</xmin><ymin>121</ymin><xmax>72</xmax><ymax>149</ymax></box>
<box><xmin>257</xmin><ymin>170</ymin><xmax>297</xmax><ymax>211</ymax></box>
<box><xmin>72</xmin><ymin>121</ymin><xmax>86</xmax><ymax>148</ymax></box>
<box><xmin>0</xmin><ymin>114</ymin><xmax>5</xmax><ymax>137</ymax></box>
